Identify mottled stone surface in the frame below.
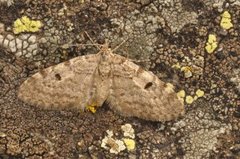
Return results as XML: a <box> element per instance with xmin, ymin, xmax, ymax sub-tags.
<box><xmin>0</xmin><ymin>0</ymin><xmax>239</xmax><ymax>158</ymax></box>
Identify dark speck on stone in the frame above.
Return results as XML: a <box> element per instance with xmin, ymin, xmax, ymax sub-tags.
<box><xmin>229</xmin><ymin>51</ymin><xmax>237</xmax><ymax>57</ymax></box>
<box><xmin>215</xmin><ymin>52</ymin><xmax>225</xmax><ymax>60</ymax></box>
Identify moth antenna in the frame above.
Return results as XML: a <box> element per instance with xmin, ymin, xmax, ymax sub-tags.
<box><xmin>62</xmin><ymin>43</ymin><xmax>102</xmax><ymax>48</ymax></box>
<box><xmin>112</xmin><ymin>38</ymin><xmax>129</xmax><ymax>52</ymax></box>
<box><xmin>61</xmin><ymin>31</ymin><xmax>103</xmax><ymax>50</ymax></box>
<box><xmin>84</xmin><ymin>31</ymin><xmax>101</xmax><ymax>50</ymax></box>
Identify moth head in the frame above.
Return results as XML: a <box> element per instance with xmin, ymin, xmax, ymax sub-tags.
<box><xmin>100</xmin><ymin>43</ymin><xmax>112</xmax><ymax>53</ymax></box>
<box><xmin>99</xmin><ymin>44</ymin><xmax>114</xmax><ymax>61</ymax></box>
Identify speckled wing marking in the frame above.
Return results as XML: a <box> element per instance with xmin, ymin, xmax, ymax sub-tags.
<box><xmin>18</xmin><ymin>45</ymin><xmax>185</xmax><ymax>122</ymax></box>
<box><xmin>18</xmin><ymin>54</ymin><xmax>101</xmax><ymax>110</ymax></box>
<box><xmin>107</xmin><ymin>54</ymin><xmax>185</xmax><ymax>121</ymax></box>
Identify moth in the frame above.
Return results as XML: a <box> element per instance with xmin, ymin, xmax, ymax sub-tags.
<box><xmin>18</xmin><ymin>44</ymin><xmax>184</xmax><ymax>121</ymax></box>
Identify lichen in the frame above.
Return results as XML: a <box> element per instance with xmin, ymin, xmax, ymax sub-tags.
<box><xmin>171</xmin><ymin>63</ymin><xmax>181</xmax><ymax>70</ymax></box>
<box><xmin>86</xmin><ymin>102</ymin><xmax>98</xmax><ymax>113</ymax></box>
<box><xmin>123</xmin><ymin>138</ymin><xmax>135</xmax><ymax>151</ymax></box>
<box><xmin>196</xmin><ymin>89</ymin><xmax>204</xmax><ymax>98</ymax></box>
<box><xmin>101</xmin><ymin>130</ymin><xmax>126</xmax><ymax>154</ymax></box>
<box><xmin>13</xmin><ymin>16</ymin><xmax>42</xmax><ymax>34</ymax></box>
<box><xmin>220</xmin><ymin>11</ymin><xmax>233</xmax><ymax>30</ymax></box>
<box><xmin>177</xmin><ymin>90</ymin><xmax>186</xmax><ymax>98</ymax></box>
<box><xmin>186</xmin><ymin>95</ymin><xmax>194</xmax><ymax>104</ymax></box>
<box><xmin>181</xmin><ymin>66</ymin><xmax>193</xmax><ymax>78</ymax></box>
<box><xmin>205</xmin><ymin>34</ymin><xmax>218</xmax><ymax>54</ymax></box>
<box><xmin>101</xmin><ymin>124</ymin><xmax>137</xmax><ymax>154</ymax></box>
<box><xmin>121</xmin><ymin>123</ymin><xmax>135</xmax><ymax>139</ymax></box>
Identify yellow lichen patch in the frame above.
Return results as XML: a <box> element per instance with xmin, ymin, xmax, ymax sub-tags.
<box><xmin>193</xmin><ymin>95</ymin><xmax>198</xmax><ymax>101</ymax></box>
<box><xmin>172</xmin><ymin>63</ymin><xmax>181</xmax><ymax>69</ymax></box>
<box><xmin>13</xmin><ymin>16</ymin><xmax>42</xmax><ymax>34</ymax></box>
<box><xmin>181</xmin><ymin>66</ymin><xmax>193</xmax><ymax>78</ymax></box>
<box><xmin>13</xmin><ymin>19</ymin><xmax>26</xmax><ymax>34</ymax></box>
<box><xmin>185</xmin><ymin>95</ymin><xmax>194</xmax><ymax>104</ymax></box>
<box><xmin>166</xmin><ymin>83</ymin><xmax>174</xmax><ymax>89</ymax></box>
<box><xmin>220</xmin><ymin>11</ymin><xmax>233</xmax><ymax>30</ymax></box>
<box><xmin>86</xmin><ymin>102</ymin><xmax>98</xmax><ymax>113</ymax></box>
<box><xmin>177</xmin><ymin>90</ymin><xmax>186</xmax><ymax>98</ymax></box>
<box><xmin>222</xmin><ymin>11</ymin><xmax>231</xmax><ymax>18</ymax></box>
<box><xmin>205</xmin><ymin>34</ymin><xmax>218</xmax><ymax>54</ymax></box>
<box><xmin>123</xmin><ymin>138</ymin><xmax>135</xmax><ymax>151</ymax></box>
<box><xmin>163</xmin><ymin>83</ymin><xmax>175</xmax><ymax>94</ymax></box>
<box><xmin>196</xmin><ymin>89</ymin><xmax>204</xmax><ymax>98</ymax></box>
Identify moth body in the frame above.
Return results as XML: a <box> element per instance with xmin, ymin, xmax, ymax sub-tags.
<box><xmin>18</xmin><ymin>45</ymin><xmax>184</xmax><ymax>121</ymax></box>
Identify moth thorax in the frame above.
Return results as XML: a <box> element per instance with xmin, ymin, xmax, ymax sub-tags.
<box><xmin>98</xmin><ymin>62</ymin><xmax>111</xmax><ymax>77</ymax></box>
<box><xmin>100</xmin><ymin>49</ymin><xmax>113</xmax><ymax>61</ymax></box>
